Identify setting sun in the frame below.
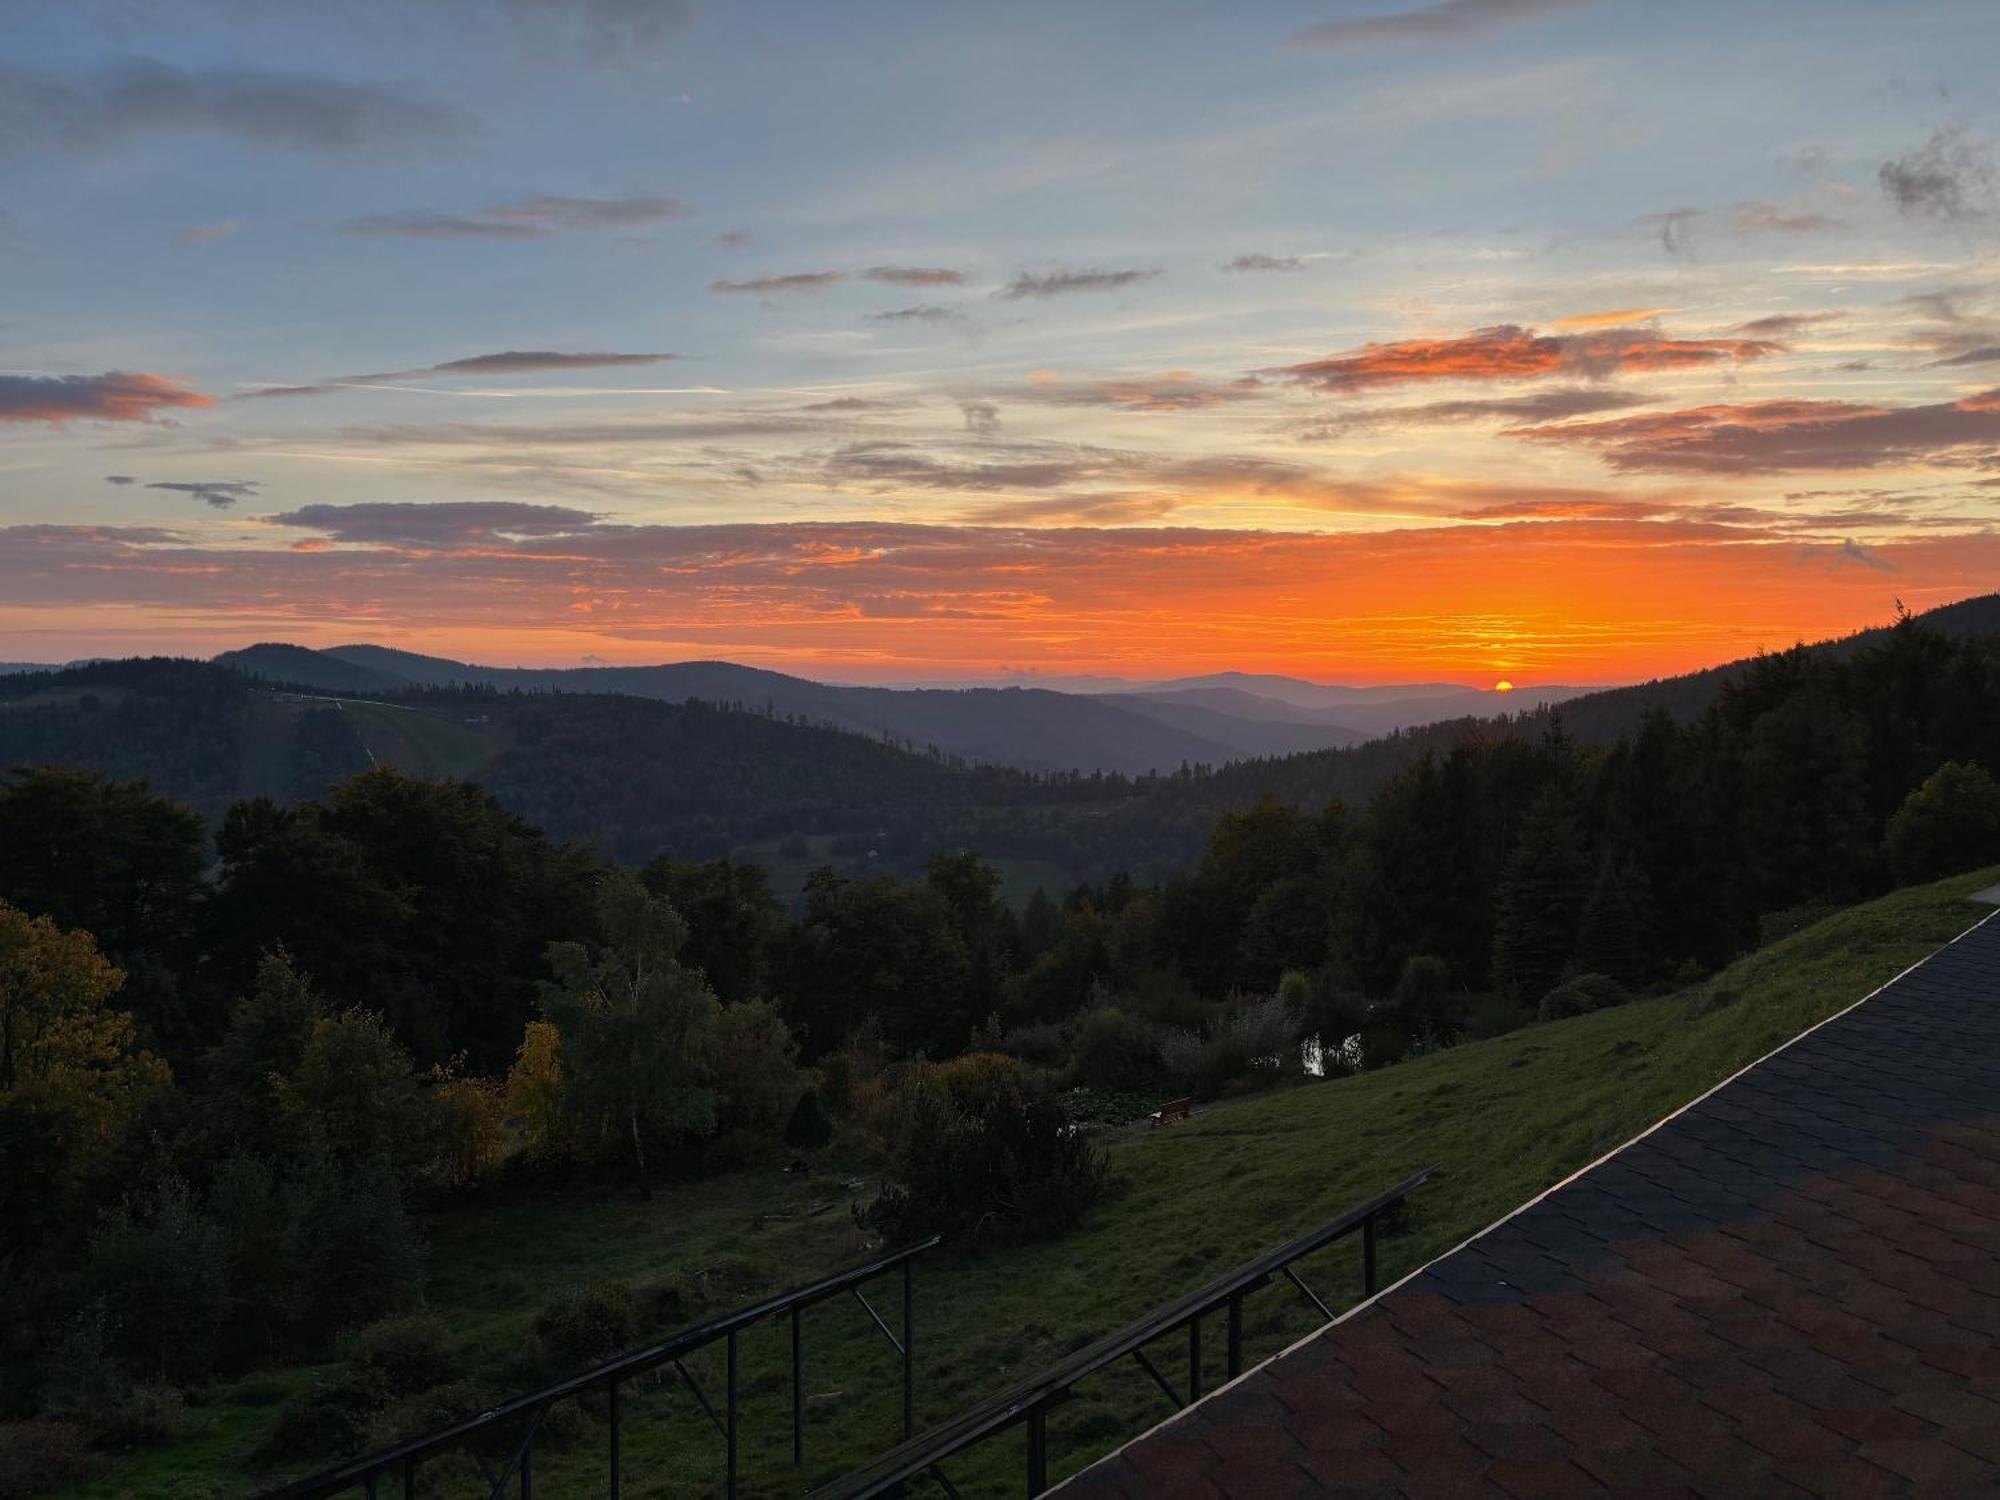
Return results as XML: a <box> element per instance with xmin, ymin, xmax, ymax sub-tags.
<box><xmin>1494</xmin><ymin>680</ymin><xmax>1515</xmax><ymax>693</ymax></box>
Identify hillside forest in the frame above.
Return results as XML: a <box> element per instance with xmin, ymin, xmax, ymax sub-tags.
<box><xmin>5</xmin><ymin>612</ymin><xmax>2000</xmax><ymax>1488</ymax></box>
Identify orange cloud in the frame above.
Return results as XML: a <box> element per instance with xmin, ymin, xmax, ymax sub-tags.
<box><xmin>9</xmin><ymin>515</ymin><xmax>1996</xmax><ymax>684</ymax></box>
<box><xmin>1553</xmin><ymin>307</ymin><xmax>1674</xmax><ymax>329</ymax></box>
<box><xmin>1267</xmin><ymin>324</ymin><xmax>1780</xmax><ymax>392</ymax></box>
<box><xmin>0</xmin><ymin>371</ymin><xmax>212</xmax><ymax>424</ymax></box>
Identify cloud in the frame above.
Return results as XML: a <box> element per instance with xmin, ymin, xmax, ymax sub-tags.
<box><xmin>861</xmin><ymin>266</ymin><xmax>967</xmax><ymax>287</ymax></box>
<box><xmin>427</xmin><ymin>350</ymin><xmax>676</xmax><ymax>374</ymax></box>
<box><xmin>173</xmin><ymin>220</ymin><xmax>243</xmax><ymax>247</ymax></box>
<box><xmin>867</xmin><ymin>304</ymin><xmax>962</xmax><ymax>322</ymax></box>
<box><xmin>800</xmin><ymin>396</ymin><xmax>893</xmax><ymax>412</ymax></box>
<box><xmin>1932</xmin><ymin>345</ymin><xmax>2000</xmax><ymax>368</ymax></box>
<box><xmin>1880</xmin><ymin>127</ymin><xmax>1995</xmax><ymax>220</ymax></box>
<box><xmin>341</xmin><ymin>212</ymin><xmax>545</xmax><ymax>240</ymax></box>
<box><xmin>342</xmin><ymin>193</ymin><xmax>689</xmax><ymax>239</ymax></box>
<box><xmin>265</xmin><ymin>501</ymin><xmax>603</xmax><ymax>545</ymax></box>
<box><xmin>1265</xmin><ymin>323</ymin><xmax>1779</xmax><ymax>393</ymax></box>
<box><xmin>148</xmin><ymin>479</ymin><xmax>261</xmax><ymax>509</ymax></box>
<box><xmin>1291</xmin><ymin>0</ymin><xmax>1588</xmax><ymax>49</ymax></box>
<box><xmin>710</xmin><ymin>271</ymin><xmax>844</xmax><ymax>294</ymax></box>
<box><xmin>1296</xmin><ymin>387</ymin><xmax>1650</xmax><ymax>438</ymax></box>
<box><xmin>104</xmin><ymin>474</ymin><xmax>138</xmax><ymax>485</ymax></box>
<box><xmin>0</xmin><ymin>371</ymin><xmax>212</xmax><ymax>424</ymax></box>
<box><xmin>999</xmin><ymin>371</ymin><xmax>1268</xmax><ymax>412</ymax></box>
<box><xmin>1830</xmin><ymin>538</ymin><xmax>1894</xmax><ymax>572</ymax></box>
<box><xmin>715</xmin><ymin>229</ymin><xmax>751</xmax><ymax>248</ymax></box>
<box><xmin>238</xmin><ymin>348</ymin><xmax>677</xmax><ymax>399</ymax></box>
<box><xmin>1514</xmin><ymin>388</ymin><xmax>2000</xmax><ymax>473</ymax></box>
<box><xmin>1552</xmin><ymin>308</ymin><xmax>1671</xmax><ymax>329</ymax></box>
<box><xmin>17</xmin><ymin>511</ymin><xmax>1997</xmax><ymax>683</ymax></box>
<box><xmin>1221</xmin><ymin>253</ymin><xmax>1303</xmax><ymax>273</ymax></box>
<box><xmin>1727</xmin><ymin>200</ymin><xmax>1846</xmax><ymax>234</ymax></box>
<box><xmin>1637</xmin><ymin>207</ymin><xmax>1702</xmax><ymax>258</ymax></box>
<box><xmin>958</xmin><ymin>401</ymin><xmax>1001</xmax><ymax>435</ymax></box>
<box><xmin>505</xmin><ymin>0</ymin><xmax>696</xmax><ymax>67</ymax></box>
<box><xmin>0</xmin><ymin>61</ymin><xmax>479</xmax><ymax>160</ymax></box>
<box><xmin>1001</xmin><ymin>268</ymin><xmax>1160</xmax><ymax>299</ymax></box>
<box><xmin>1731</xmin><ymin>311</ymin><xmax>1844</xmax><ymax>338</ymax></box>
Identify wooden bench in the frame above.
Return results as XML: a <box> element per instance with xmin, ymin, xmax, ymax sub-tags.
<box><xmin>1149</xmin><ymin>1097</ymin><xmax>1194</xmax><ymax>1128</ymax></box>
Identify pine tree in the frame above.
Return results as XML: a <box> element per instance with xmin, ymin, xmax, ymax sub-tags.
<box><xmin>1491</xmin><ymin>786</ymin><xmax>1590</xmax><ymax>1004</ymax></box>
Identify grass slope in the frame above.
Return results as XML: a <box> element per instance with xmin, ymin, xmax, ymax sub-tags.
<box><xmin>71</xmin><ymin>870</ymin><xmax>1997</xmax><ymax>1499</ymax></box>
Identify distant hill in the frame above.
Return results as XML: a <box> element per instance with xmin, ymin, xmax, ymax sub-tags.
<box><xmin>216</xmin><ymin>642</ymin><xmax>412</xmax><ymax>694</ymax></box>
<box><xmin>296</xmin><ymin>645</ymin><xmax>1374</xmax><ymax>774</ymax></box>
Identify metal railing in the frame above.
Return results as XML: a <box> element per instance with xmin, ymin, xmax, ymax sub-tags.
<box><xmin>806</xmin><ymin>1171</ymin><xmax>1429</xmax><ymax>1500</ymax></box>
<box><xmin>264</xmin><ymin>1235</ymin><xmax>942</xmax><ymax>1500</ymax></box>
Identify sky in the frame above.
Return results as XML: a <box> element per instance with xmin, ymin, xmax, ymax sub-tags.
<box><xmin>5</xmin><ymin>0</ymin><xmax>2000</xmax><ymax>686</ymax></box>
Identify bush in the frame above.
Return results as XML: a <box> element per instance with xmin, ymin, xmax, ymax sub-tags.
<box><xmin>1537</xmin><ymin>972</ymin><xmax>1628</xmax><ymax>1022</ymax></box>
<box><xmin>1000</xmin><ymin>1020</ymin><xmax>1069</xmax><ymax>1069</ymax></box>
<box><xmin>1159</xmin><ymin>995</ymin><xmax>1301</xmax><ymax>1100</ymax></box>
<box><xmin>0</xmin><ymin>1419</ymin><xmax>100</xmax><ymax>1499</ymax></box>
<box><xmin>99</xmin><ymin>1383</ymin><xmax>183</xmax><ymax>1446</ymax></box>
<box><xmin>1886</xmin><ymin>760</ymin><xmax>2000</xmax><ymax>885</ymax></box>
<box><xmin>860</xmin><ymin>1057</ymin><xmax>1108</xmax><ymax>1245</ymax></box>
<box><xmin>340</xmin><ymin>1314</ymin><xmax>457</xmax><ymax>1400</ymax></box>
<box><xmin>533</xmin><ymin>1281</ymin><xmax>637</xmax><ymax>1374</ymax></box>
<box><xmin>282</xmin><ymin>1155</ymin><xmax>427</xmax><ymax>1345</ymax></box>
<box><xmin>1071</xmin><ymin>1008</ymin><xmax>1166</xmax><ymax>1092</ymax></box>
<box><xmin>258</xmin><ymin>1376</ymin><xmax>376</xmax><ymax>1462</ymax></box>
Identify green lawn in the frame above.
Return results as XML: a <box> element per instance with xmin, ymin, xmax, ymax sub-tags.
<box><xmin>337</xmin><ymin>701</ymin><xmax>502</xmax><ymax>780</ymax></box>
<box><xmin>68</xmin><ymin>869</ymin><xmax>1997</xmax><ymax>1499</ymax></box>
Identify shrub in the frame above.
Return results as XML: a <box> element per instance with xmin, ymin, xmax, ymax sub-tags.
<box><xmin>712</xmin><ymin>1000</ymin><xmax>808</xmax><ymax>1137</ymax></box>
<box><xmin>1000</xmin><ymin>1020</ymin><xmax>1069</xmax><ymax>1069</ymax></box>
<box><xmin>340</xmin><ymin>1314</ymin><xmax>457</xmax><ymax>1400</ymax></box>
<box><xmin>1886</xmin><ymin>760</ymin><xmax>2000</xmax><ymax>885</ymax></box>
<box><xmin>1071</xmin><ymin>1008</ymin><xmax>1166</xmax><ymax>1092</ymax></box>
<box><xmin>533</xmin><ymin>1281</ymin><xmax>636</xmax><ymax>1374</ymax></box>
<box><xmin>1537</xmin><ymin>972</ymin><xmax>1628</xmax><ymax>1022</ymax></box>
<box><xmin>1160</xmin><ymin>995</ymin><xmax>1301</xmax><ymax>1100</ymax></box>
<box><xmin>79</xmin><ymin>1168</ymin><xmax>227</xmax><ymax>1383</ymax></box>
<box><xmin>99</xmin><ymin>1383</ymin><xmax>183</xmax><ymax>1446</ymax></box>
<box><xmin>860</xmin><ymin>1057</ymin><xmax>1108</xmax><ymax>1245</ymax></box>
<box><xmin>282</xmin><ymin>1155</ymin><xmax>426</xmax><ymax>1345</ymax></box>
<box><xmin>258</xmin><ymin>1377</ymin><xmax>375</xmax><ymax>1463</ymax></box>
<box><xmin>0</xmin><ymin>1419</ymin><xmax>100</xmax><ymax>1499</ymax></box>
<box><xmin>428</xmin><ymin>1062</ymin><xmax>505</xmax><ymax>1189</ymax></box>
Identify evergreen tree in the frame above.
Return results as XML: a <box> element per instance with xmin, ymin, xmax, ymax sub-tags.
<box><xmin>1573</xmin><ymin>854</ymin><xmax>1657</xmax><ymax>989</ymax></box>
<box><xmin>1491</xmin><ymin>786</ymin><xmax>1590</xmax><ymax>1004</ymax></box>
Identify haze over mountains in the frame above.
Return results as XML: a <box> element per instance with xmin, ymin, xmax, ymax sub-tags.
<box><xmin>205</xmin><ymin>642</ymin><xmax>1584</xmax><ymax>775</ymax></box>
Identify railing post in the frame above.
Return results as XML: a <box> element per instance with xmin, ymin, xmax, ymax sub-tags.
<box><xmin>1026</xmin><ymin>1405</ymin><xmax>1048</xmax><ymax>1496</ymax></box>
<box><xmin>792</xmin><ymin>1306</ymin><xmax>805</xmax><ymax>1466</ymax></box>
<box><xmin>402</xmin><ymin>1455</ymin><xmax>415</xmax><ymax>1500</ymax></box>
<box><xmin>608</xmin><ymin>1380</ymin><xmax>621</xmax><ymax>1499</ymax></box>
<box><xmin>366</xmin><ymin>1472</ymin><xmax>378</xmax><ymax>1500</ymax></box>
<box><xmin>902</xmin><ymin>1258</ymin><xmax>915</xmax><ymax>1439</ymax></box>
<box><xmin>1227</xmin><ymin>1292</ymin><xmax>1244</xmax><ymax>1378</ymax></box>
<box><xmin>1363</xmin><ymin>1214</ymin><xmax>1378</xmax><ymax>1296</ymax></box>
<box><xmin>726</xmin><ymin>1331</ymin><xmax>740</xmax><ymax>1500</ymax></box>
<box><xmin>1188</xmin><ymin>1315</ymin><xmax>1202</xmax><ymax>1403</ymax></box>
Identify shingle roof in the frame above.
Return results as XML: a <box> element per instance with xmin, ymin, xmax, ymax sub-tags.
<box><xmin>1058</xmin><ymin>912</ymin><xmax>2000</xmax><ymax>1498</ymax></box>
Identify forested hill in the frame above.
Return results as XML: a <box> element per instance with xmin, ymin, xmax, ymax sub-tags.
<box><xmin>0</xmin><ymin>659</ymin><xmax>1147</xmax><ymax>871</ymax></box>
<box><xmin>214</xmin><ymin>642</ymin><xmax>1370</xmax><ymax>775</ymax></box>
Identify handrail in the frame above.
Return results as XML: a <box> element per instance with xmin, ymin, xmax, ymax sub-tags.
<box><xmin>264</xmin><ymin>1234</ymin><xmax>942</xmax><ymax>1500</ymax></box>
<box><xmin>807</xmin><ymin>1171</ymin><xmax>1429</xmax><ymax>1500</ymax></box>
